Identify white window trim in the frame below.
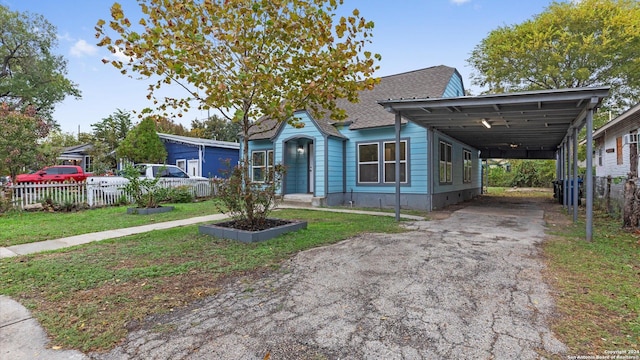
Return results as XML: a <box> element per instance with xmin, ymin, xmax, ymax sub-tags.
<box><xmin>357</xmin><ymin>142</ymin><xmax>380</xmax><ymax>184</ymax></box>
<box><xmin>176</xmin><ymin>159</ymin><xmax>187</xmax><ymax>172</ymax></box>
<box><xmin>439</xmin><ymin>141</ymin><xmax>452</xmax><ymax>184</ymax></box>
<box><xmin>383</xmin><ymin>140</ymin><xmax>408</xmax><ymax>184</ymax></box>
<box><xmin>251</xmin><ymin>150</ymin><xmax>274</xmax><ymax>183</ymax></box>
<box><xmin>463</xmin><ymin>149</ymin><xmax>472</xmax><ymax>183</ymax></box>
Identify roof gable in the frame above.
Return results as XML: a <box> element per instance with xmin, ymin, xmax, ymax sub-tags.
<box><xmin>249</xmin><ymin>65</ymin><xmax>460</xmax><ymax>139</ymax></box>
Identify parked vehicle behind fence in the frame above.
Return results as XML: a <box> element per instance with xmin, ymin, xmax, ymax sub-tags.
<box><xmin>86</xmin><ymin>164</ymin><xmax>211</xmax><ymax>206</ymax></box>
<box><xmin>15</xmin><ymin>165</ymin><xmax>91</xmax><ymax>184</ymax></box>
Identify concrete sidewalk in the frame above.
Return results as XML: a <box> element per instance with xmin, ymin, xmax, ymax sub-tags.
<box><xmin>0</xmin><ymin>213</ymin><xmax>229</xmax><ymax>258</ymax></box>
<box><xmin>0</xmin><ymin>206</ymin><xmax>424</xmax><ymax>360</ymax></box>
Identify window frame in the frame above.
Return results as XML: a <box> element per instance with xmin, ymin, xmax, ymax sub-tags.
<box><xmin>439</xmin><ymin>141</ymin><xmax>452</xmax><ymax>184</ymax></box>
<box><xmin>251</xmin><ymin>150</ymin><xmax>274</xmax><ymax>183</ymax></box>
<box><xmin>357</xmin><ymin>142</ymin><xmax>380</xmax><ymax>184</ymax></box>
<box><xmin>463</xmin><ymin>149</ymin><xmax>472</xmax><ymax>183</ymax></box>
<box><xmin>383</xmin><ymin>140</ymin><xmax>408</xmax><ymax>184</ymax></box>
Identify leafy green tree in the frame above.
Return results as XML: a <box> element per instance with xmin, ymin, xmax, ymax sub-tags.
<box><xmin>190</xmin><ymin>115</ymin><xmax>241</xmax><ymax>142</ymax></box>
<box><xmin>0</xmin><ymin>5</ymin><xmax>80</xmax><ymax>123</ymax></box>
<box><xmin>44</xmin><ymin>131</ymin><xmax>83</xmax><ymax>148</ymax></box>
<box><xmin>0</xmin><ymin>104</ymin><xmax>52</xmax><ymax>181</ymax></box>
<box><xmin>96</xmin><ymin>0</ymin><xmax>379</xmax><ymax>226</ymax></box>
<box><xmin>154</xmin><ymin>116</ymin><xmax>189</xmax><ymax>136</ymax></box>
<box><xmin>468</xmin><ymin>0</ymin><xmax>640</xmax><ymax>123</ymax></box>
<box><xmin>116</xmin><ymin>117</ymin><xmax>167</xmax><ymax>164</ymax></box>
<box><xmin>91</xmin><ymin>109</ymin><xmax>134</xmax><ymax>152</ymax></box>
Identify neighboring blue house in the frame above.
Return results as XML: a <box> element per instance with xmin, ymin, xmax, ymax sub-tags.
<box><xmin>158</xmin><ymin>133</ymin><xmax>240</xmax><ymax>178</ymax></box>
<box><xmin>245</xmin><ymin>65</ymin><xmax>481</xmax><ymax>211</ymax></box>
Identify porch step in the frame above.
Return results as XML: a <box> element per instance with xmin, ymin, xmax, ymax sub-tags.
<box><xmin>280</xmin><ymin>194</ymin><xmax>324</xmax><ymax>208</ymax></box>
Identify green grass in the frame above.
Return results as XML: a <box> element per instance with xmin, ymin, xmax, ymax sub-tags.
<box><xmin>543</xmin><ymin>210</ymin><xmax>640</xmax><ymax>355</ymax></box>
<box><xmin>0</xmin><ymin>209</ymin><xmax>405</xmax><ymax>351</ymax></box>
<box><xmin>0</xmin><ymin>200</ymin><xmax>222</xmax><ymax>247</ymax></box>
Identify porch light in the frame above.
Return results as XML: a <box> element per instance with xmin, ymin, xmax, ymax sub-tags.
<box><xmin>481</xmin><ymin>119</ymin><xmax>492</xmax><ymax>129</ymax></box>
<box><xmin>297</xmin><ymin>144</ymin><xmax>304</xmax><ymax>154</ymax></box>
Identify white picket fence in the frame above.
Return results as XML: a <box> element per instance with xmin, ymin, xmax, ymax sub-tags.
<box><xmin>7</xmin><ymin>178</ymin><xmax>217</xmax><ymax>210</ymax></box>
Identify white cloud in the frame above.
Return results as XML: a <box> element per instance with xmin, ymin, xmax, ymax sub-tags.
<box><xmin>111</xmin><ymin>47</ymin><xmax>134</xmax><ymax>63</ymax></box>
<box><xmin>57</xmin><ymin>32</ymin><xmax>74</xmax><ymax>42</ymax></box>
<box><xmin>450</xmin><ymin>0</ymin><xmax>471</xmax><ymax>4</ymax></box>
<box><xmin>70</xmin><ymin>39</ymin><xmax>98</xmax><ymax>57</ymax></box>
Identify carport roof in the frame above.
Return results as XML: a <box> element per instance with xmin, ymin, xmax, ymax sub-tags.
<box><xmin>378</xmin><ymin>87</ymin><xmax>610</xmax><ymax>159</ymax></box>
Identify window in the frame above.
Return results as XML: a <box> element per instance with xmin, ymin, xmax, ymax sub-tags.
<box><xmin>439</xmin><ymin>141</ymin><xmax>452</xmax><ymax>184</ymax></box>
<box><xmin>251</xmin><ymin>150</ymin><xmax>274</xmax><ymax>182</ymax></box>
<box><xmin>597</xmin><ymin>148</ymin><xmax>603</xmax><ymax>166</ymax></box>
<box><xmin>176</xmin><ymin>159</ymin><xmax>186</xmax><ymax>172</ymax></box>
<box><xmin>383</xmin><ymin>141</ymin><xmax>407</xmax><ymax>183</ymax></box>
<box><xmin>463</xmin><ymin>149</ymin><xmax>472</xmax><ymax>183</ymax></box>
<box><xmin>358</xmin><ymin>143</ymin><xmax>379</xmax><ymax>183</ymax></box>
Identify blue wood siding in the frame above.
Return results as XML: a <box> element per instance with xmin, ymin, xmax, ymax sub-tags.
<box><xmin>204</xmin><ymin>146</ymin><xmax>239</xmax><ymax>178</ymax></box>
<box><xmin>164</xmin><ymin>141</ymin><xmax>198</xmax><ymax>168</ymax></box>
<box><xmin>443</xmin><ymin>72</ymin><xmax>465</xmax><ymax>97</ymax></box>
<box><xmin>433</xmin><ymin>132</ymin><xmax>480</xmax><ymax>193</ymax></box>
<box><xmin>163</xmin><ymin>141</ymin><xmax>239</xmax><ymax>178</ymax></box>
<box><xmin>340</xmin><ymin>122</ymin><xmax>428</xmax><ymax>195</ymax></box>
<box><xmin>327</xmin><ymin>137</ymin><xmax>344</xmax><ymax>194</ymax></box>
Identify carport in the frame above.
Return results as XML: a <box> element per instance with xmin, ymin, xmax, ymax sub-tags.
<box><xmin>379</xmin><ymin>87</ymin><xmax>610</xmax><ymax>241</ymax></box>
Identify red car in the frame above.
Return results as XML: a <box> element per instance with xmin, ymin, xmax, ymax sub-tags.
<box><xmin>15</xmin><ymin>165</ymin><xmax>91</xmax><ymax>184</ymax></box>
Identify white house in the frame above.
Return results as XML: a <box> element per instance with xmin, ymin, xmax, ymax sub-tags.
<box><xmin>594</xmin><ymin>103</ymin><xmax>640</xmax><ymax>178</ymax></box>
<box><xmin>592</xmin><ymin>102</ymin><xmax>640</xmax><ymax>214</ymax></box>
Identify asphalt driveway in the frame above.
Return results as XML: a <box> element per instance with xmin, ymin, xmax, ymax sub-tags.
<box><xmin>91</xmin><ymin>198</ymin><xmax>566</xmax><ymax>360</ymax></box>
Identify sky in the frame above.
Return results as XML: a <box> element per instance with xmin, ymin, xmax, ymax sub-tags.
<box><xmin>3</xmin><ymin>0</ymin><xmax>559</xmax><ymax>135</ymax></box>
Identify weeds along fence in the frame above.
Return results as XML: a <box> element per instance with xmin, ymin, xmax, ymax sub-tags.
<box><xmin>8</xmin><ymin>179</ymin><xmax>218</xmax><ymax>210</ymax></box>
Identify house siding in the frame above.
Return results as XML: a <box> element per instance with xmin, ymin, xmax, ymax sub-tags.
<box><xmin>443</xmin><ymin>73</ymin><xmax>465</xmax><ymax>97</ymax></box>
<box><xmin>593</xmin><ymin>116</ymin><xmax>639</xmax><ymax>218</ymax></box>
<box><xmin>327</xmin><ymin>137</ymin><xmax>345</xmax><ymax>194</ymax></box>
<box><xmin>595</xmin><ymin>124</ymin><xmax>640</xmax><ymax>178</ymax></box>
<box><xmin>431</xmin><ymin>132</ymin><xmax>481</xmax><ymax>209</ymax></box>
<box><xmin>162</xmin><ymin>141</ymin><xmax>239</xmax><ymax>178</ymax></box>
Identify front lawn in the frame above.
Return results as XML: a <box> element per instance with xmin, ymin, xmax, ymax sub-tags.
<box><xmin>544</xmin><ymin>209</ymin><xmax>640</xmax><ymax>355</ymax></box>
<box><xmin>0</xmin><ymin>209</ymin><xmax>405</xmax><ymax>352</ymax></box>
<box><xmin>0</xmin><ymin>200</ymin><xmax>222</xmax><ymax>247</ymax></box>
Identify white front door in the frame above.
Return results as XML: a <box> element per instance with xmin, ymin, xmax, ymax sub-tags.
<box><xmin>308</xmin><ymin>143</ymin><xmax>314</xmax><ymax>194</ymax></box>
<box><xmin>187</xmin><ymin>159</ymin><xmax>199</xmax><ymax>177</ymax></box>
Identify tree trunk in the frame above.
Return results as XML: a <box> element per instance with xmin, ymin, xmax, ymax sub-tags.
<box><xmin>623</xmin><ymin>177</ymin><xmax>637</xmax><ymax>228</ymax></box>
<box><xmin>625</xmin><ymin>136</ymin><xmax>639</xmax><ymax>228</ymax></box>
<box><xmin>632</xmin><ymin>184</ymin><xmax>640</xmax><ymax>228</ymax></box>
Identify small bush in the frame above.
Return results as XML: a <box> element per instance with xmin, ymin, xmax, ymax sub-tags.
<box><xmin>167</xmin><ymin>186</ymin><xmax>194</xmax><ymax>203</ymax></box>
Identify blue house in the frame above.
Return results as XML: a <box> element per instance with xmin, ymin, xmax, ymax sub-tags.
<box><xmin>158</xmin><ymin>133</ymin><xmax>240</xmax><ymax>178</ymax></box>
<box><xmin>246</xmin><ymin>65</ymin><xmax>481</xmax><ymax>211</ymax></box>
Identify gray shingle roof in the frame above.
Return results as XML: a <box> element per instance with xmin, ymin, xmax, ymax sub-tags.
<box><xmin>249</xmin><ymin>65</ymin><xmax>458</xmax><ymax>139</ymax></box>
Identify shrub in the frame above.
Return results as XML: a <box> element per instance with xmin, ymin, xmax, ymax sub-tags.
<box><xmin>168</xmin><ymin>186</ymin><xmax>194</xmax><ymax>203</ymax></box>
<box><xmin>120</xmin><ymin>164</ymin><xmax>163</xmax><ymax>208</ymax></box>
<box><xmin>215</xmin><ymin>160</ymin><xmax>285</xmax><ymax>229</ymax></box>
